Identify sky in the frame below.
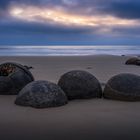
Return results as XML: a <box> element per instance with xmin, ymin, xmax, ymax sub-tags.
<box><xmin>0</xmin><ymin>0</ymin><xmax>140</xmax><ymax>45</ymax></box>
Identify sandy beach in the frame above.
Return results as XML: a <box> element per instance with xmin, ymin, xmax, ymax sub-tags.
<box><xmin>0</xmin><ymin>55</ymin><xmax>140</xmax><ymax>140</ymax></box>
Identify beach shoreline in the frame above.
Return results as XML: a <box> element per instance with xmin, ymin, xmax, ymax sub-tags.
<box><xmin>0</xmin><ymin>55</ymin><xmax>140</xmax><ymax>140</ymax></box>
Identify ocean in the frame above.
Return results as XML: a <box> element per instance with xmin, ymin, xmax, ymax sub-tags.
<box><xmin>0</xmin><ymin>46</ymin><xmax>140</xmax><ymax>56</ymax></box>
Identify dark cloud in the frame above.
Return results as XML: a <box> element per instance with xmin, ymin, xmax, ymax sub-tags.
<box><xmin>0</xmin><ymin>0</ymin><xmax>12</xmax><ymax>9</ymax></box>
<box><xmin>61</xmin><ymin>0</ymin><xmax>140</xmax><ymax>20</ymax></box>
<box><xmin>65</xmin><ymin>0</ymin><xmax>140</xmax><ymax>19</ymax></box>
<box><xmin>112</xmin><ymin>26</ymin><xmax>140</xmax><ymax>36</ymax></box>
<box><xmin>101</xmin><ymin>1</ymin><xmax>140</xmax><ymax>19</ymax></box>
<box><xmin>1</xmin><ymin>0</ymin><xmax>140</xmax><ymax>19</ymax></box>
<box><xmin>0</xmin><ymin>18</ymin><xmax>95</xmax><ymax>35</ymax></box>
<box><xmin>0</xmin><ymin>0</ymin><xmax>59</xmax><ymax>9</ymax></box>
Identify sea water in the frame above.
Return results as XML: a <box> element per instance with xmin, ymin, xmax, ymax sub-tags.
<box><xmin>0</xmin><ymin>46</ymin><xmax>139</xmax><ymax>56</ymax></box>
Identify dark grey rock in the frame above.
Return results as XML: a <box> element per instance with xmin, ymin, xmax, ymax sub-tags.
<box><xmin>0</xmin><ymin>62</ymin><xmax>34</xmax><ymax>95</ymax></box>
<box><xmin>103</xmin><ymin>73</ymin><xmax>140</xmax><ymax>101</ymax></box>
<box><xmin>125</xmin><ymin>57</ymin><xmax>140</xmax><ymax>65</ymax></box>
<box><xmin>15</xmin><ymin>80</ymin><xmax>68</xmax><ymax>108</ymax></box>
<box><xmin>58</xmin><ymin>70</ymin><xmax>102</xmax><ymax>100</ymax></box>
<box><xmin>136</xmin><ymin>61</ymin><xmax>140</xmax><ymax>66</ymax></box>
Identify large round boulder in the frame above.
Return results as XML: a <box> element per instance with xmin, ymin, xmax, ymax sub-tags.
<box><xmin>58</xmin><ymin>70</ymin><xmax>102</xmax><ymax>100</ymax></box>
<box><xmin>103</xmin><ymin>73</ymin><xmax>140</xmax><ymax>101</ymax></box>
<box><xmin>125</xmin><ymin>57</ymin><xmax>140</xmax><ymax>65</ymax></box>
<box><xmin>15</xmin><ymin>80</ymin><xmax>68</xmax><ymax>108</ymax></box>
<box><xmin>0</xmin><ymin>62</ymin><xmax>34</xmax><ymax>95</ymax></box>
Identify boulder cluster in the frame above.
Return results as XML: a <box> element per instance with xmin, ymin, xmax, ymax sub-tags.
<box><xmin>15</xmin><ymin>70</ymin><xmax>102</xmax><ymax>108</ymax></box>
<box><xmin>0</xmin><ymin>62</ymin><xmax>140</xmax><ymax>109</ymax></box>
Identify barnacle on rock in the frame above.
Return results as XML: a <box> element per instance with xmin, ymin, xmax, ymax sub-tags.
<box><xmin>0</xmin><ymin>64</ymin><xmax>16</xmax><ymax>76</ymax></box>
<box><xmin>0</xmin><ymin>62</ymin><xmax>34</xmax><ymax>95</ymax></box>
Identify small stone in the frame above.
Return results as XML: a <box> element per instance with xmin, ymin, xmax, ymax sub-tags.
<box><xmin>86</xmin><ymin>67</ymin><xmax>92</xmax><ymax>69</ymax></box>
<box><xmin>58</xmin><ymin>70</ymin><xmax>102</xmax><ymax>100</ymax></box>
<box><xmin>15</xmin><ymin>80</ymin><xmax>68</xmax><ymax>108</ymax></box>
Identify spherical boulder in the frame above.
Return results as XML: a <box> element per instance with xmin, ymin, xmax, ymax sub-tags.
<box><xmin>58</xmin><ymin>70</ymin><xmax>102</xmax><ymax>100</ymax></box>
<box><xmin>103</xmin><ymin>73</ymin><xmax>140</xmax><ymax>101</ymax></box>
<box><xmin>125</xmin><ymin>57</ymin><xmax>140</xmax><ymax>65</ymax></box>
<box><xmin>15</xmin><ymin>80</ymin><xmax>68</xmax><ymax>108</ymax></box>
<box><xmin>0</xmin><ymin>62</ymin><xmax>34</xmax><ymax>95</ymax></box>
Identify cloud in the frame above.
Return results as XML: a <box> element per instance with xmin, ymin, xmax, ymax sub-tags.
<box><xmin>0</xmin><ymin>0</ymin><xmax>140</xmax><ymax>45</ymax></box>
<box><xmin>100</xmin><ymin>0</ymin><xmax>140</xmax><ymax>19</ymax></box>
<box><xmin>0</xmin><ymin>17</ymin><xmax>96</xmax><ymax>35</ymax></box>
<box><xmin>112</xmin><ymin>26</ymin><xmax>140</xmax><ymax>37</ymax></box>
<box><xmin>1</xmin><ymin>0</ymin><xmax>140</xmax><ymax>19</ymax></box>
